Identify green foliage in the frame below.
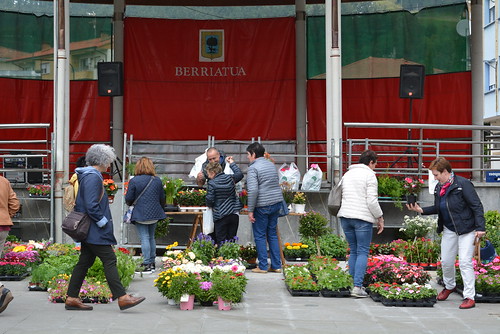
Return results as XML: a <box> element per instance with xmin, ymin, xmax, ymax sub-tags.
<box><xmin>283</xmin><ymin>265</ymin><xmax>319</xmax><ymax>291</ymax></box>
<box><xmin>5</xmin><ymin>234</ymin><xmax>20</xmax><ymax>243</ymax></box>
<box><xmin>217</xmin><ymin>239</ymin><xmax>241</xmax><ymax>259</ymax></box>
<box><xmin>30</xmin><ymin>253</ymin><xmax>79</xmax><ymax>286</ymax></box>
<box><xmin>155</xmin><ymin>218</ymin><xmax>172</xmax><ymax>238</ymax></box>
<box><xmin>302</xmin><ymin>234</ymin><xmax>348</xmax><ymax>259</ymax></box>
<box><xmin>167</xmin><ymin>272</ymin><xmax>201</xmax><ymax>302</ymax></box>
<box><xmin>315</xmin><ymin>265</ymin><xmax>353</xmax><ymax>291</ymax></box>
<box><xmin>161</xmin><ymin>176</ymin><xmax>185</xmax><ymax>204</ymax></box>
<box><xmin>298</xmin><ymin>211</ymin><xmax>330</xmax><ymax>239</ymax></box>
<box><xmin>484</xmin><ymin>210</ymin><xmax>500</xmax><ymax>252</ymax></box>
<box><xmin>189</xmin><ymin>233</ymin><xmax>216</xmax><ymax>265</ymax></box>
<box><xmin>377</xmin><ymin>174</ymin><xmax>404</xmax><ymax>209</ymax></box>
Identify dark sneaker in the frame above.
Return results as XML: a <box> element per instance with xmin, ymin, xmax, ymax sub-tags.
<box><xmin>135</xmin><ymin>264</ymin><xmax>152</xmax><ymax>274</ymax></box>
<box><xmin>459</xmin><ymin>298</ymin><xmax>475</xmax><ymax>309</ymax></box>
<box><xmin>437</xmin><ymin>287</ymin><xmax>456</xmax><ymax>301</ymax></box>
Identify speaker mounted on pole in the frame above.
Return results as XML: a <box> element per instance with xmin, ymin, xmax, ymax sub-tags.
<box><xmin>399</xmin><ymin>64</ymin><xmax>425</xmax><ymax>99</ymax></box>
<box><xmin>98</xmin><ymin>62</ymin><xmax>123</xmax><ymax>96</ymax></box>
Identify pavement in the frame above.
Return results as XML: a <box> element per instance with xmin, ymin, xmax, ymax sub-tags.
<box><xmin>1</xmin><ymin>263</ymin><xmax>499</xmax><ymax>334</ymax></box>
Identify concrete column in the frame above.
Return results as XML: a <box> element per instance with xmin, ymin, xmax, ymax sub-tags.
<box><xmin>295</xmin><ymin>0</ymin><xmax>307</xmax><ymax>173</ymax></box>
<box><xmin>471</xmin><ymin>0</ymin><xmax>484</xmax><ymax>181</ymax></box>
<box><xmin>112</xmin><ymin>0</ymin><xmax>125</xmax><ymax>178</ymax></box>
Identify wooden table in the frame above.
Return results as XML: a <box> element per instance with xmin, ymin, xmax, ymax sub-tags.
<box><xmin>165</xmin><ymin>211</ymin><xmax>203</xmax><ymax>248</ymax></box>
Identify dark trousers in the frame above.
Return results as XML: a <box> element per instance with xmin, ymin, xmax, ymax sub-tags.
<box><xmin>214</xmin><ymin>213</ymin><xmax>239</xmax><ymax>245</ymax></box>
<box><xmin>67</xmin><ymin>242</ymin><xmax>126</xmax><ymax>299</ymax></box>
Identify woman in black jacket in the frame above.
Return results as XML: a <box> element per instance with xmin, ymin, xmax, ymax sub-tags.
<box><xmin>407</xmin><ymin>157</ymin><xmax>486</xmax><ymax>310</ymax></box>
<box><xmin>205</xmin><ymin>159</ymin><xmax>243</xmax><ymax>246</ymax></box>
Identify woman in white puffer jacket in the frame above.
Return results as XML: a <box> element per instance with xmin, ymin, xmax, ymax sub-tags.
<box><xmin>338</xmin><ymin>150</ymin><xmax>384</xmax><ymax>298</ymax></box>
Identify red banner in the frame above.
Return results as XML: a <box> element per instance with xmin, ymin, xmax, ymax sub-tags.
<box><xmin>124</xmin><ymin>17</ymin><xmax>296</xmax><ymax>140</ymax></box>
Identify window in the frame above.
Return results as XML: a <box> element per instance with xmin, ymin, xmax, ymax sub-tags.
<box><xmin>488</xmin><ymin>0</ymin><xmax>496</xmax><ymax>24</ymax></box>
<box><xmin>41</xmin><ymin>62</ymin><xmax>50</xmax><ymax>74</ymax></box>
<box><xmin>486</xmin><ymin>61</ymin><xmax>497</xmax><ymax>91</ymax></box>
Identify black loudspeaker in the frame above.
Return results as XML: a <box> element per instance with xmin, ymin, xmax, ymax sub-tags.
<box><xmin>27</xmin><ymin>156</ymin><xmax>43</xmax><ymax>183</ymax></box>
<box><xmin>399</xmin><ymin>64</ymin><xmax>425</xmax><ymax>99</ymax></box>
<box><xmin>98</xmin><ymin>62</ymin><xmax>123</xmax><ymax>96</ymax></box>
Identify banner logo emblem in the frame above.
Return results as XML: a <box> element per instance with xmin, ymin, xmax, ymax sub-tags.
<box><xmin>199</xmin><ymin>30</ymin><xmax>224</xmax><ymax>62</ymax></box>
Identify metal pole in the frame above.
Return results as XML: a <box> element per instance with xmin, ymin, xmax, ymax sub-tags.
<box><xmin>295</xmin><ymin>0</ymin><xmax>307</xmax><ymax>173</ymax></box>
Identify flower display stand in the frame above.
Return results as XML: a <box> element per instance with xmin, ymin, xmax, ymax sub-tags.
<box><xmin>217</xmin><ymin>297</ymin><xmax>231</xmax><ymax>311</ymax></box>
<box><xmin>286</xmin><ymin>286</ymin><xmax>319</xmax><ymax>297</ymax></box>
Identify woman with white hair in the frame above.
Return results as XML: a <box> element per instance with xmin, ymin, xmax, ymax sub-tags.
<box><xmin>65</xmin><ymin>144</ymin><xmax>145</xmax><ymax>311</ymax></box>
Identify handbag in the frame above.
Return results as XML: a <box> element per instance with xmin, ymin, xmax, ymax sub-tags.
<box><xmin>327</xmin><ymin>177</ymin><xmax>343</xmax><ymax>216</ymax></box>
<box><xmin>62</xmin><ymin>211</ymin><xmax>93</xmax><ymax>241</ymax></box>
<box><xmin>62</xmin><ymin>185</ymin><xmax>105</xmax><ymax>241</ymax></box>
<box><xmin>123</xmin><ymin>176</ymin><xmax>154</xmax><ymax>223</ymax></box>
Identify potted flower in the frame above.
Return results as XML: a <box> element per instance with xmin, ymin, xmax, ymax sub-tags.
<box><xmin>292</xmin><ymin>192</ymin><xmax>307</xmax><ymax>213</ymax></box>
<box><xmin>239</xmin><ymin>243</ymin><xmax>257</xmax><ymax>266</ymax></box>
<box><xmin>283</xmin><ymin>242</ymin><xmax>312</xmax><ymax>261</ymax></box>
<box><xmin>166</xmin><ymin>269</ymin><xmax>201</xmax><ymax>310</ymax></box>
<box><xmin>162</xmin><ymin>176</ymin><xmax>185</xmax><ymax>210</ymax></box>
<box><xmin>210</xmin><ymin>268</ymin><xmax>248</xmax><ymax>310</ymax></box>
<box><xmin>400</xmin><ymin>215</ymin><xmax>437</xmax><ymax>240</ymax></box>
<box><xmin>196</xmin><ymin>280</ymin><xmax>216</xmax><ymax>306</ymax></box>
<box><xmin>177</xmin><ymin>189</ymin><xmax>207</xmax><ymax>209</ymax></box>
<box><xmin>298</xmin><ymin>211</ymin><xmax>330</xmax><ymax>256</ymax></box>
<box><xmin>280</xmin><ymin>181</ymin><xmax>294</xmax><ymax>206</ymax></box>
<box><xmin>189</xmin><ymin>233</ymin><xmax>216</xmax><ymax>265</ymax></box>
<box><xmin>217</xmin><ymin>238</ymin><xmax>241</xmax><ymax>259</ymax></box>
<box><xmin>402</xmin><ymin>177</ymin><xmax>425</xmax><ymax>204</ymax></box>
<box><xmin>377</xmin><ymin>175</ymin><xmax>404</xmax><ymax>209</ymax></box>
<box><xmin>103</xmin><ymin>179</ymin><xmax>118</xmax><ymax>203</ymax></box>
<box><xmin>27</xmin><ymin>184</ymin><xmax>51</xmax><ymax>197</ymax></box>
<box><xmin>239</xmin><ymin>189</ymin><xmax>248</xmax><ymax>208</ymax></box>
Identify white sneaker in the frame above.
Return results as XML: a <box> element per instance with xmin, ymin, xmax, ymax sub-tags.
<box><xmin>351</xmin><ymin>286</ymin><xmax>368</xmax><ymax>298</ymax></box>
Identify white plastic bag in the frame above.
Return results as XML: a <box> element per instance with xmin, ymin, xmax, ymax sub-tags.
<box><xmin>278</xmin><ymin>162</ymin><xmax>301</xmax><ymax>191</ymax></box>
<box><xmin>188</xmin><ymin>151</ymin><xmax>208</xmax><ymax>178</ymax></box>
<box><xmin>301</xmin><ymin>164</ymin><xmax>322</xmax><ymax>191</ymax></box>
<box><xmin>203</xmin><ymin>208</ymin><xmax>214</xmax><ymax>235</ymax></box>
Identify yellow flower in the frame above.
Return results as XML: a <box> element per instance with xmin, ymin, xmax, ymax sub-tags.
<box><xmin>286</xmin><ymin>246</ymin><xmax>293</xmax><ymax>250</ymax></box>
<box><xmin>301</xmin><ymin>244</ymin><xmax>309</xmax><ymax>248</ymax></box>
<box><xmin>12</xmin><ymin>245</ymin><xmax>27</xmax><ymax>252</ymax></box>
<box><xmin>293</xmin><ymin>246</ymin><xmax>300</xmax><ymax>250</ymax></box>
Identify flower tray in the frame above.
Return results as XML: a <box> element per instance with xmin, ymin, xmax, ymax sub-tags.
<box><xmin>421</xmin><ymin>265</ymin><xmax>438</xmax><ymax>271</ymax></box>
<box><xmin>320</xmin><ymin>288</ymin><xmax>351</xmax><ymax>298</ymax></box>
<box><xmin>28</xmin><ymin>284</ymin><xmax>48</xmax><ymax>291</ymax></box>
<box><xmin>369</xmin><ymin>292</ymin><xmax>383</xmax><ymax>303</ymax></box>
<box><xmin>380</xmin><ymin>297</ymin><xmax>436</xmax><ymax>307</ymax></box>
<box><xmin>284</xmin><ymin>256</ymin><xmax>309</xmax><ymax>262</ymax></box>
<box><xmin>0</xmin><ymin>273</ymin><xmax>29</xmax><ymax>281</ymax></box>
<box><xmin>475</xmin><ymin>293</ymin><xmax>500</xmax><ymax>303</ymax></box>
<box><xmin>286</xmin><ymin>286</ymin><xmax>320</xmax><ymax>297</ymax></box>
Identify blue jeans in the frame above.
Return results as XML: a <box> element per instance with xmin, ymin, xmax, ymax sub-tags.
<box><xmin>253</xmin><ymin>202</ymin><xmax>282</xmax><ymax>270</ymax></box>
<box><xmin>135</xmin><ymin>222</ymin><xmax>157</xmax><ymax>265</ymax></box>
<box><xmin>340</xmin><ymin>218</ymin><xmax>373</xmax><ymax>287</ymax></box>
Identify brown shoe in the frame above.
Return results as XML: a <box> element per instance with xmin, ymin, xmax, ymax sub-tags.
<box><xmin>65</xmin><ymin>296</ymin><xmax>93</xmax><ymax>311</ymax></box>
<box><xmin>0</xmin><ymin>288</ymin><xmax>14</xmax><ymax>314</ymax></box>
<box><xmin>437</xmin><ymin>287</ymin><xmax>456</xmax><ymax>301</ymax></box>
<box><xmin>268</xmin><ymin>268</ymin><xmax>282</xmax><ymax>273</ymax></box>
<box><xmin>118</xmin><ymin>294</ymin><xmax>146</xmax><ymax>311</ymax></box>
<box><xmin>251</xmin><ymin>268</ymin><xmax>268</xmax><ymax>274</ymax></box>
<box><xmin>459</xmin><ymin>298</ymin><xmax>475</xmax><ymax>309</ymax></box>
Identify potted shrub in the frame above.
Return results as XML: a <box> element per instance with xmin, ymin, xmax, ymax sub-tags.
<box><xmin>292</xmin><ymin>192</ymin><xmax>307</xmax><ymax>213</ymax></box>
<box><xmin>298</xmin><ymin>211</ymin><xmax>330</xmax><ymax>256</ymax></box>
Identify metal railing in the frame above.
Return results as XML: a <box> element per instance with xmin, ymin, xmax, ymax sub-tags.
<box><xmin>343</xmin><ymin>122</ymin><xmax>500</xmax><ymax>181</ymax></box>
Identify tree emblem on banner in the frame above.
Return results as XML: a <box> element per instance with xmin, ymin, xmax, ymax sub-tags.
<box><xmin>199</xmin><ymin>30</ymin><xmax>224</xmax><ymax>62</ymax></box>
